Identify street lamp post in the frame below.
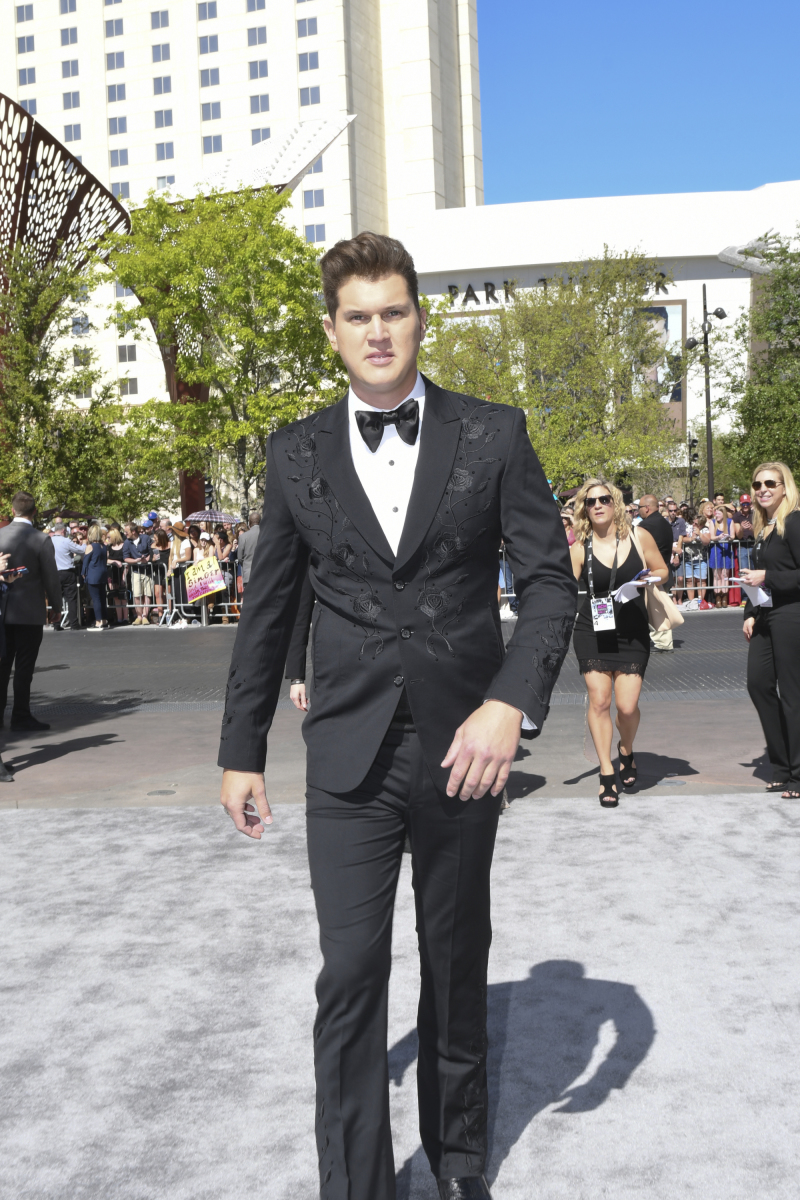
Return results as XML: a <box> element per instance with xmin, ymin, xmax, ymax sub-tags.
<box><xmin>686</xmin><ymin>285</ymin><xmax>726</xmax><ymax>499</ymax></box>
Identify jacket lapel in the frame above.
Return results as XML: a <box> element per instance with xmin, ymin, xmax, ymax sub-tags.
<box><xmin>393</xmin><ymin>378</ymin><xmax>463</xmax><ymax>577</ymax></box>
<box><xmin>314</xmin><ymin>395</ymin><xmax>395</xmax><ymax>565</ymax></box>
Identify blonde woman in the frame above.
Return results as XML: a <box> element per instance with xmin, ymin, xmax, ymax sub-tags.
<box><xmin>570</xmin><ymin>478</ymin><xmax>669</xmax><ymax>807</ymax></box>
<box><xmin>81</xmin><ymin>524</ymin><xmax>109</xmax><ymax>630</ymax></box>
<box><xmin>741</xmin><ymin>462</ymin><xmax>800</xmax><ymax>798</ymax></box>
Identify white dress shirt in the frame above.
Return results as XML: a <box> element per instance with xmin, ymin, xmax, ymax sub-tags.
<box><xmin>347</xmin><ymin>371</ymin><xmax>426</xmax><ymax>556</ymax></box>
<box><xmin>347</xmin><ymin>372</ymin><xmax>534</xmax><ymax>730</ymax></box>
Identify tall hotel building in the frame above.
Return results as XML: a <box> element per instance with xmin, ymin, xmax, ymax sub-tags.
<box><xmin>0</xmin><ymin>0</ymin><xmax>483</xmax><ymax>402</ymax></box>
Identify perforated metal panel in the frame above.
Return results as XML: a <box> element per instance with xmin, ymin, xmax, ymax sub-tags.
<box><xmin>0</xmin><ymin>92</ymin><xmax>130</xmax><ymax>269</ymax></box>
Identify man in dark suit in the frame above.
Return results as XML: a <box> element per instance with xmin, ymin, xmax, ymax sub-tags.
<box><xmin>219</xmin><ymin>233</ymin><xmax>577</xmax><ymax>1200</ymax></box>
<box><xmin>235</xmin><ymin>510</ymin><xmax>260</xmax><ymax>588</ymax></box>
<box><xmin>637</xmin><ymin>494</ymin><xmax>676</xmax><ymax>652</ymax></box>
<box><xmin>0</xmin><ymin>492</ymin><xmax>62</xmax><ymax>731</ymax></box>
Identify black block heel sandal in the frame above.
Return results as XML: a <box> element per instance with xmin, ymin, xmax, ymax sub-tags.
<box><xmin>599</xmin><ymin>773</ymin><xmax>619</xmax><ymax>808</ymax></box>
<box><xmin>618</xmin><ymin>743</ymin><xmax>637</xmax><ymax>789</ymax></box>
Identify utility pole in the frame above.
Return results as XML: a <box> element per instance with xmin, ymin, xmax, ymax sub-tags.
<box><xmin>686</xmin><ymin>285</ymin><xmax>726</xmax><ymax>501</ymax></box>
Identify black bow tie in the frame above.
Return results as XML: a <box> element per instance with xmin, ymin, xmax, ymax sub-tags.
<box><xmin>355</xmin><ymin>398</ymin><xmax>420</xmax><ymax>454</ymax></box>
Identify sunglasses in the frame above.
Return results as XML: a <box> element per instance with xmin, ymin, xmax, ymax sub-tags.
<box><xmin>753</xmin><ymin>479</ymin><xmax>782</xmax><ymax>491</ymax></box>
<box><xmin>585</xmin><ymin>495</ymin><xmax>613</xmax><ymax>508</ymax></box>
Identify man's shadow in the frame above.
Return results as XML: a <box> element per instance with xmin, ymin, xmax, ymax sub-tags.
<box><xmin>391</xmin><ymin>960</ymin><xmax>655</xmax><ymax>1195</ymax></box>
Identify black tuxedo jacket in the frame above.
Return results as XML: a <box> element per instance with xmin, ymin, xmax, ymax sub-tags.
<box><xmin>218</xmin><ymin>377</ymin><xmax>577</xmax><ymax>793</ymax></box>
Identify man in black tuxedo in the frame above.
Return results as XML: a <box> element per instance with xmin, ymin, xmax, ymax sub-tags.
<box><xmin>219</xmin><ymin>233</ymin><xmax>577</xmax><ymax>1200</ymax></box>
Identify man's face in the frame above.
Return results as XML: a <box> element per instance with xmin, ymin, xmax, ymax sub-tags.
<box><xmin>323</xmin><ymin>274</ymin><xmax>427</xmax><ymax>400</ymax></box>
<box><xmin>667</xmin><ymin>504</ymin><xmax>678</xmax><ymax>519</ymax></box>
<box><xmin>159</xmin><ymin>518</ymin><xmax>171</xmax><ymax>532</ymax></box>
<box><xmin>638</xmin><ymin>501</ymin><xmax>654</xmax><ymax>517</ymax></box>
<box><xmin>714</xmin><ymin>494</ymin><xmax>724</xmax><ymax>504</ymax></box>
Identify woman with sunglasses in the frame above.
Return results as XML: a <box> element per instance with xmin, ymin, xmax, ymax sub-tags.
<box><xmin>741</xmin><ymin>462</ymin><xmax>800</xmax><ymax>799</ymax></box>
<box><xmin>570</xmin><ymin>479</ymin><xmax>669</xmax><ymax>807</ymax></box>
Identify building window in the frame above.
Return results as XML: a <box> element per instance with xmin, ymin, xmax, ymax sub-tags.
<box><xmin>110</xmin><ymin>148</ymin><xmax>128</xmax><ymax>166</ymax></box>
<box><xmin>107</xmin><ymin>52</ymin><xmax>124</xmax><ymax>70</ymax></box>
<box><xmin>74</xmin><ymin>386</ymin><xmax>93</xmax><ymax>400</ymax></box>
<box><xmin>109</xmin><ymin>115</ymin><xmax>126</xmax><ymax>134</ymax></box>
<box><xmin>250</xmin><ymin>93</ymin><xmax>269</xmax><ymax>113</ymax></box>
<box><xmin>16</xmin><ymin>5</ymin><xmax>34</xmax><ymax>22</ymax></box>
<box><xmin>63</xmin><ymin>91</ymin><xmax>79</xmax><ymax>109</ymax></box>
<box><xmin>249</xmin><ymin>60</ymin><xmax>268</xmax><ymax>79</ymax></box>
<box><xmin>198</xmin><ymin>2</ymin><xmax>217</xmax><ymax>17</ymax></box>
<box><xmin>304</xmin><ymin>188</ymin><xmax>323</xmax><ymax>208</ymax></box>
<box><xmin>18</xmin><ymin>35</ymin><xmax>35</xmax><ymax>53</ymax></box>
<box><xmin>251</xmin><ymin>128</ymin><xmax>270</xmax><ymax>144</ymax></box>
<box><xmin>299</xmin><ymin>51</ymin><xmax>318</xmax><ymax>71</ymax></box>
<box><xmin>297</xmin><ymin>17</ymin><xmax>317</xmax><ymax>36</ymax></box>
<box><xmin>64</xmin><ymin>123</ymin><xmax>81</xmax><ymax>142</ymax></box>
<box><xmin>199</xmin><ymin>34</ymin><xmax>219</xmax><ymax>53</ymax></box>
<box><xmin>155</xmin><ymin>109</ymin><xmax>172</xmax><ymax>127</ymax></box>
<box><xmin>62</xmin><ymin>59</ymin><xmax>79</xmax><ymax>77</ymax></box>
<box><xmin>153</xmin><ymin>43</ymin><xmax>170</xmax><ymax>62</ymax></box>
<box><xmin>108</xmin><ymin>83</ymin><xmax>125</xmax><ymax>101</ymax></box>
<box><xmin>19</xmin><ymin>67</ymin><xmax>36</xmax><ymax>86</ymax></box>
<box><xmin>203</xmin><ymin>134</ymin><xmax>222</xmax><ymax>154</ymax></box>
<box><xmin>151</xmin><ymin>10</ymin><xmax>169</xmax><ymax>29</ymax></box>
<box><xmin>156</xmin><ymin>141</ymin><xmax>174</xmax><ymax>160</ymax></box>
<box><xmin>247</xmin><ymin>0</ymin><xmax>265</xmax><ymax>9</ymax></box>
<box><xmin>153</xmin><ymin>76</ymin><xmax>172</xmax><ymax>94</ymax></box>
<box><xmin>118</xmin><ymin>344</ymin><xmax>137</xmax><ymax>363</ymax></box>
<box><xmin>115</xmin><ymin>283</ymin><xmax>133</xmax><ymax>297</ymax></box>
<box><xmin>62</xmin><ymin>27</ymin><xmax>78</xmax><ymax>44</ymax></box>
<box><xmin>119</xmin><ymin>378</ymin><xmax>138</xmax><ymax>396</ymax></box>
<box><xmin>305</xmin><ymin>224</ymin><xmax>325</xmax><ymax>244</ymax></box>
<box><xmin>247</xmin><ymin>26</ymin><xmax>266</xmax><ymax>45</ymax></box>
<box><xmin>200</xmin><ymin>67</ymin><xmax>219</xmax><ymax>86</ymax></box>
<box><xmin>111</xmin><ymin>182</ymin><xmax>130</xmax><ymax>199</ymax></box>
<box><xmin>201</xmin><ymin>101</ymin><xmax>221</xmax><ymax>120</ymax></box>
<box><xmin>60</xmin><ymin>0</ymin><xmax>76</xmax><ymax>12</ymax></box>
<box><xmin>105</xmin><ymin>0</ymin><xmax>122</xmax><ymax>5</ymax></box>
<box><xmin>20</xmin><ymin>98</ymin><xmax>37</xmax><ymax>115</ymax></box>
<box><xmin>156</xmin><ymin>174</ymin><xmax>175</xmax><ymax>188</ymax></box>
<box><xmin>306</xmin><ymin>155</ymin><xmax>322</xmax><ymax>174</ymax></box>
<box><xmin>300</xmin><ymin>86</ymin><xmax>320</xmax><ymax>106</ymax></box>
<box><xmin>72</xmin><ymin>314</ymin><xmax>90</xmax><ymax>336</ymax></box>
<box><xmin>104</xmin><ymin>19</ymin><xmax>122</xmax><ymax>36</ymax></box>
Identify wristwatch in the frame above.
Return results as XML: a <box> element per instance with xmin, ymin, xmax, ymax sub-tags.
<box><xmin>290</xmin><ymin>678</ymin><xmax>305</xmax><ymax>685</ymax></box>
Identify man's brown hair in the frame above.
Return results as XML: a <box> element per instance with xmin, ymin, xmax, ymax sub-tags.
<box><xmin>11</xmin><ymin>491</ymin><xmax>36</xmax><ymax>518</ymax></box>
<box><xmin>319</xmin><ymin>231</ymin><xmax>419</xmax><ymax>320</ymax></box>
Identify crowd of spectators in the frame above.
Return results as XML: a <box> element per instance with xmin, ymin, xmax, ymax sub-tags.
<box><xmin>44</xmin><ymin>510</ymin><xmax>260</xmax><ymax>629</ymax></box>
<box><xmin>558</xmin><ymin>490</ymin><xmax>755</xmax><ymax>610</ymax></box>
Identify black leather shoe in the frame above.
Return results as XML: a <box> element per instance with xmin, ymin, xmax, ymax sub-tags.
<box><xmin>436</xmin><ymin>1178</ymin><xmax>492</xmax><ymax>1199</ymax></box>
<box><xmin>10</xmin><ymin>714</ymin><xmax>50</xmax><ymax>732</ymax></box>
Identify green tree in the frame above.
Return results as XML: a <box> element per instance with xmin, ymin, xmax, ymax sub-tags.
<box><xmin>104</xmin><ymin>186</ymin><xmax>346</xmax><ymax>515</ymax></box>
<box><xmin>0</xmin><ymin>246</ymin><xmax>154</xmax><ymax>518</ymax></box>
<box><xmin>711</xmin><ymin>230</ymin><xmax>800</xmax><ymax>477</ymax></box>
<box><xmin>420</xmin><ymin>250</ymin><xmax>682</xmax><ymax>495</ymax></box>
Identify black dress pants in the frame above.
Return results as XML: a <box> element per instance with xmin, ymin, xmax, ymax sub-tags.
<box><xmin>0</xmin><ymin>624</ymin><xmax>44</xmax><ymax>720</ymax></box>
<box><xmin>747</xmin><ymin>605</ymin><xmax>800</xmax><ymax>787</ymax></box>
<box><xmin>306</xmin><ymin>729</ymin><xmax>501</xmax><ymax>1200</ymax></box>
<box><xmin>58</xmin><ymin>569</ymin><xmax>79</xmax><ymax>628</ymax></box>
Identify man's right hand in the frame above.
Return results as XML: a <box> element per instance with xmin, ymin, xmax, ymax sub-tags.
<box><xmin>220</xmin><ymin>769</ymin><xmax>272</xmax><ymax>838</ymax></box>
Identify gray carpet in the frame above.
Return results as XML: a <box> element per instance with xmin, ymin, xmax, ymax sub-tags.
<box><xmin>2</xmin><ymin>795</ymin><xmax>799</xmax><ymax>1199</ymax></box>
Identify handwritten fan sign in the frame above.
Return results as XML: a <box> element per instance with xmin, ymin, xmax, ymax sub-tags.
<box><xmin>185</xmin><ymin>556</ymin><xmax>227</xmax><ymax>603</ymax></box>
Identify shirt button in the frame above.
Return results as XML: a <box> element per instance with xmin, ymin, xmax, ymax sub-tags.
<box><xmin>392</xmin><ymin>507</ymin><xmax>398</xmax><ymax>513</ymax></box>
<box><xmin>394</xmin><ymin>580</ymin><xmax>405</xmax><ymax>590</ymax></box>
<box><xmin>400</xmin><ymin>628</ymin><xmax>411</xmax><ymax>639</ymax></box>
<box><xmin>393</xmin><ymin>675</ymin><xmax>404</xmax><ymax>686</ymax></box>
<box><xmin>388</xmin><ymin>460</ymin><xmax>394</xmax><ymax>466</ymax></box>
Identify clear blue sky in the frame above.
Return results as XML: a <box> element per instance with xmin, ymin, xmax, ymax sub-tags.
<box><xmin>476</xmin><ymin>0</ymin><xmax>800</xmax><ymax>203</ymax></box>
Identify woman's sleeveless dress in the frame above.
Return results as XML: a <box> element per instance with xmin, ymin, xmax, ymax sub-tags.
<box><xmin>572</xmin><ymin>537</ymin><xmax>651</xmax><ymax>676</ymax></box>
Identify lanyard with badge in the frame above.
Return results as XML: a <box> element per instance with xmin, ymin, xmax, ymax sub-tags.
<box><xmin>587</xmin><ymin>534</ymin><xmax>619</xmax><ymax>631</ymax></box>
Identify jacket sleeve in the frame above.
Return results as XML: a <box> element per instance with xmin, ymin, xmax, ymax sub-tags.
<box><xmin>764</xmin><ymin>513</ymin><xmax>800</xmax><ymax>596</ymax></box>
<box><xmin>483</xmin><ymin>408</ymin><xmax>578</xmax><ymax>734</ymax></box>
<box><xmin>284</xmin><ymin>570</ymin><xmax>315</xmax><ymax>680</ymax></box>
<box><xmin>218</xmin><ymin>434</ymin><xmax>310</xmax><ymax>772</ymax></box>
<box><xmin>40</xmin><ymin>536</ymin><xmax>62</xmax><ymax>609</ymax></box>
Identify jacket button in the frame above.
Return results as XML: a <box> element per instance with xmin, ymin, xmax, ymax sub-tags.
<box><xmin>394</xmin><ymin>580</ymin><xmax>405</xmax><ymax>590</ymax></box>
<box><xmin>400</xmin><ymin>628</ymin><xmax>411</xmax><ymax>639</ymax></box>
<box><xmin>393</xmin><ymin>675</ymin><xmax>404</xmax><ymax>686</ymax></box>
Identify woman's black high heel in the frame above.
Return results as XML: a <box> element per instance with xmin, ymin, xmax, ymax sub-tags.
<box><xmin>618</xmin><ymin>743</ymin><xmax>637</xmax><ymax>789</ymax></box>
<box><xmin>599</xmin><ymin>773</ymin><xmax>619</xmax><ymax>808</ymax></box>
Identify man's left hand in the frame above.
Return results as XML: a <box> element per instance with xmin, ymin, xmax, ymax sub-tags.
<box><xmin>441</xmin><ymin>700</ymin><xmax>523</xmax><ymax>801</ymax></box>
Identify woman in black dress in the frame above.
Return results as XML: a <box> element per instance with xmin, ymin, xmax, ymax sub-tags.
<box><xmin>741</xmin><ymin>462</ymin><xmax>800</xmax><ymax>799</ymax></box>
<box><xmin>570</xmin><ymin>478</ymin><xmax>669</xmax><ymax>807</ymax></box>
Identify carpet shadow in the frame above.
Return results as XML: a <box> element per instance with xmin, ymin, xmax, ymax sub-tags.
<box><xmin>626</xmin><ymin>752</ymin><xmax>699</xmax><ymax>791</ymax></box>
<box><xmin>505</xmin><ymin>770</ymin><xmax>546</xmax><ymax>800</ymax></box>
<box><xmin>392</xmin><ymin>960</ymin><xmax>655</xmax><ymax>1194</ymax></box>
<box><xmin>740</xmin><ymin>751</ymin><xmax>771</xmax><ymax>782</ymax></box>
